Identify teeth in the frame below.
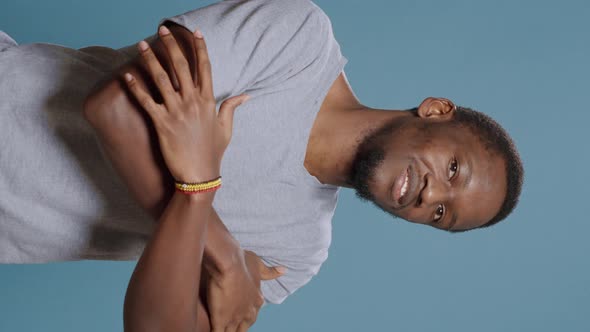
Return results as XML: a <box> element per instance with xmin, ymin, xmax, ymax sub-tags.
<box><xmin>400</xmin><ymin>170</ymin><xmax>409</xmax><ymax>198</ymax></box>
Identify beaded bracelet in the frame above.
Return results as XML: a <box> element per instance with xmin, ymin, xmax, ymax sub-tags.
<box><xmin>175</xmin><ymin>176</ymin><xmax>222</xmax><ymax>195</ymax></box>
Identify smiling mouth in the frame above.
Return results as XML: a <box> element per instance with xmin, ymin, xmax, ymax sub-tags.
<box><xmin>392</xmin><ymin>166</ymin><xmax>410</xmax><ymax>207</ymax></box>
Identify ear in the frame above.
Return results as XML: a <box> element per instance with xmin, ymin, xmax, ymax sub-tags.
<box><xmin>416</xmin><ymin>97</ymin><xmax>456</xmax><ymax>121</ymax></box>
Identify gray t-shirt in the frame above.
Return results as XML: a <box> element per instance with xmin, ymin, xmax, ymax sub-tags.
<box><xmin>0</xmin><ymin>0</ymin><xmax>348</xmax><ymax>304</ymax></box>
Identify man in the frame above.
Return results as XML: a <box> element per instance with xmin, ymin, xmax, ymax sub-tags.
<box><xmin>0</xmin><ymin>0</ymin><xmax>523</xmax><ymax>330</ymax></box>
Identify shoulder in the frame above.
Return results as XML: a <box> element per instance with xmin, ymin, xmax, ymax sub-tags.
<box><xmin>248</xmin><ymin>0</ymin><xmax>331</xmax><ymax>30</ymax></box>
<box><xmin>282</xmin><ymin>0</ymin><xmax>332</xmax><ymax>28</ymax></box>
<box><xmin>255</xmin><ymin>0</ymin><xmax>320</xmax><ymax>14</ymax></box>
<box><xmin>261</xmin><ymin>0</ymin><xmax>335</xmax><ymax>52</ymax></box>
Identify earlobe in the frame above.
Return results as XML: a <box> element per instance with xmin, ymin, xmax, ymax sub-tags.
<box><xmin>417</xmin><ymin>97</ymin><xmax>456</xmax><ymax>120</ymax></box>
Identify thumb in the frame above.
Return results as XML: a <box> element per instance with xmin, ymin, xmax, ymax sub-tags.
<box><xmin>217</xmin><ymin>94</ymin><xmax>250</xmax><ymax>130</ymax></box>
<box><xmin>259</xmin><ymin>265</ymin><xmax>287</xmax><ymax>281</ymax></box>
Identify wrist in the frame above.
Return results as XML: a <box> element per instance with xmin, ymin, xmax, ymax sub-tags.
<box><xmin>175</xmin><ymin>165</ymin><xmax>221</xmax><ymax>184</ymax></box>
<box><xmin>202</xmin><ymin>215</ymin><xmax>244</xmax><ymax>276</ymax></box>
<box><xmin>175</xmin><ymin>189</ymin><xmax>216</xmax><ymax>205</ymax></box>
<box><xmin>174</xmin><ymin>174</ymin><xmax>220</xmax><ymax>203</ymax></box>
<box><xmin>205</xmin><ymin>245</ymin><xmax>243</xmax><ymax>277</ymax></box>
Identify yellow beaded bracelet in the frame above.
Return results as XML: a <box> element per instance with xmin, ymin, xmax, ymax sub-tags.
<box><xmin>174</xmin><ymin>176</ymin><xmax>222</xmax><ymax>193</ymax></box>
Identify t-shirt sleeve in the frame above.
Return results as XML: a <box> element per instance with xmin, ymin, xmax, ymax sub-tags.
<box><xmin>157</xmin><ymin>0</ymin><xmax>344</xmax><ymax>103</ymax></box>
<box><xmin>259</xmin><ymin>247</ymin><xmax>329</xmax><ymax>305</ymax></box>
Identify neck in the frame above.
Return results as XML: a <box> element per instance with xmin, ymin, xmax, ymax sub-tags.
<box><xmin>304</xmin><ymin>103</ymin><xmax>410</xmax><ymax>188</ymax></box>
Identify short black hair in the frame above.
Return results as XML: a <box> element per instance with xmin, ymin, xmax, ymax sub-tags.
<box><xmin>448</xmin><ymin>106</ymin><xmax>524</xmax><ymax>233</ymax></box>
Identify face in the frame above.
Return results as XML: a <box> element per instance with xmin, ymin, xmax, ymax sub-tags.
<box><xmin>347</xmin><ymin>98</ymin><xmax>507</xmax><ymax>232</ymax></box>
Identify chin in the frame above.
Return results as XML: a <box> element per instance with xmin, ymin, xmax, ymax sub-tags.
<box><xmin>353</xmin><ymin>185</ymin><xmax>375</xmax><ymax>203</ymax></box>
<box><xmin>356</xmin><ymin>188</ymin><xmax>402</xmax><ymax>221</ymax></box>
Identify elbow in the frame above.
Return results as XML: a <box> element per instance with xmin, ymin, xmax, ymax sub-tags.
<box><xmin>83</xmin><ymin>83</ymin><xmax>112</xmax><ymax>125</ymax></box>
<box><xmin>124</xmin><ymin>306</ymin><xmax>198</xmax><ymax>332</ymax></box>
<box><xmin>124</xmin><ymin>317</ymin><xmax>197</xmax><ymax>332</ymax></box>
<box><xmin>82</xmin><ymin>78</ymin><xmax>127</xmax><ymax>127</ymax></box>
<box><xmin>82</xmin><ymin>91</ymin><xmax>100</xmax><ymax>124</ymax></box>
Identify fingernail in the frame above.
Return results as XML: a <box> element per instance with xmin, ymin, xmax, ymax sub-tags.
<box><xmin>242</xmin><ymin>95</ymin><xmax>251</xmax><ymax>103</ymax></box>
<box><xmin>138</xmin><ymin>40</ymin><xmax>149</xmax><ymax>51</ymax></box>
<box><xmin>124</xmin><ymin>73</ymin><xmax>133</xmax><ymax>82</ymax></box>
<box><xmin>276</xmin><ymin>267</ymin><xmax>287</xmax><ymax>274</ymax></box>
<box><xmin>159</xmin><ymin>25</ymin><xmax>170</xmax><ymax>35</ymax></box>
<box><xmin>194</xmin><ymin>29</ymin><xmax>203</xmax><ymax>39</ymax></box>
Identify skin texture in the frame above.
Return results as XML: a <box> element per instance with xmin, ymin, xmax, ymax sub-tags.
<box><xmin>84</xmin><ymin>24</ymin><xmax>284</xmax><ymax>332</ymax></box>
<box><xmin>122</xmin><ymin>27</ymin><xmax>224</xmax><ymax>332</ymax></box>
<box><xmin>121</xmin><ymin>26</ymin><xmax>268</xmax><ymax>332</ymax></box>
<box><xmin>124</xmin><ymin>190</ymin><xmax>213</xmax><ymax>332</ymax></box>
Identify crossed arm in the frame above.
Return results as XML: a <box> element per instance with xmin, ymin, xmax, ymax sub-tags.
<box><xmin>83</xmin><ymin>22</ymin><xmax>242</xmax><ymax>276</ymax></box>
<box><xmin>83</xmin><ymin>23</ymin><xmax>253</xmax><ymax>331</ymax></box>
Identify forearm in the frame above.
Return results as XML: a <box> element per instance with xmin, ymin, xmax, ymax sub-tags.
<box><xmin>124</xmin><ymin>193</ymin><xmax>212</xmax><ymax>331</ymax></box>
<box><xmin>124</xmin><ymin>190</ymin><xmax>213</xmax><ymax>332</ymax></box>
<box><xmin>202</xmin><ymin>208</ymin><xmax>241</xmax><ymax>274</ymax></box>
<box><xmin>86</xmin><ymin>104</ymin><xmax>241</xmax><ymax>274</ymax></box>
<box><xmin>122</xmin><ymin>21</ymin><xmax>256</xmax><ymax>330</ymax></box>
<box><xmin>84</xmin><ymin>56</ymin><xmax>241</xmax><ymax>275</ymax></box>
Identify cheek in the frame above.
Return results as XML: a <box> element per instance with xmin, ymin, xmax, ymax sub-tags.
<box><xmin>384</xmin><ymin>125</ymin><xmax>430</xmax><ymax>155</ymax></box>
<box><xmin>398</xmin><ymin>134</ymin><xmax>435</xmax><ymax>153</ymax></box>
<box><xmin>397</xmin><ymin>207</ymin><xmax>431</xmax><ymax>225</ymax></box>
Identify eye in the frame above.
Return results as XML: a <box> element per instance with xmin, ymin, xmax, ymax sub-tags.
<box><xmin>448</xmin><ymin>157</ymin><xmax>458</xmax><ymax>180</ymax></box>
<box><xmin>433</xmin><ymin>204</ymin><xmax>444</xmax><ymax>223</ymax></box>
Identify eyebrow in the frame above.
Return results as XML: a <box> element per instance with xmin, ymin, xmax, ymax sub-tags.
<box><xmin>447</xmin><ymin>157</ymin><xmax>473</xmax><ymax>231</ymax></box>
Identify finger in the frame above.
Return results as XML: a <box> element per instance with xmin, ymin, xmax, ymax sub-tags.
<box><xmin>137</xmin><ymin>40</ymin><xmax>178</xmax><ymax>109</ymax></box>
<box><xmin>224</xmin><ymin>322</ymin><xmax>239</xmax><ymax>332</ymax></box>
<box><xmin>193</xmin><ymin>29</ymin><xmax>214</xmax><ymax>97</ymax></box>
<box><xmin>123</xmin><ymin>72</ymin><xmax>164</xmax><ymax>123</ymax></box>
<box><xmin>259</xmin><ymin>264</ymin><xmax>286</xmax><ymax>281</ymax></box>
<box><xmin>236</xmin><ymin>321</ymin><xmax>251</xmax><ymax>332</ymax></box>
<box><xmin>218</xmin><ymin>94</ymin><xmax>250</xmax><ymax>138</ymax></box>
<box><xmin>158</xmin><ymin>25</ymin><xmax>194</xmax><ymax>97</ymax></box>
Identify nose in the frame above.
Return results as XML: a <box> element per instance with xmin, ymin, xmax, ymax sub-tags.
<box><xmin>419</xmin><ymin>173</ymin><xmax>450</xmax><ymax>207</ymax></box>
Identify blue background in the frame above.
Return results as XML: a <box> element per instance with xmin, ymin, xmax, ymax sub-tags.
<box><xmin>1</xmin><ymin>0</ymin><xmax>588</xmax><ymax>331</ymax></box>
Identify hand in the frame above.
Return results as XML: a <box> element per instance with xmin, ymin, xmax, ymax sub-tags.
<box><xmin>204</xmin><ymin>249</ymin><xmax>286</xmax><ymax>332</ymax></box>
<box><xmin>123</xmin><ymin>26</ymin><xmax>250</xmax><ymax>183</ymax></box>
